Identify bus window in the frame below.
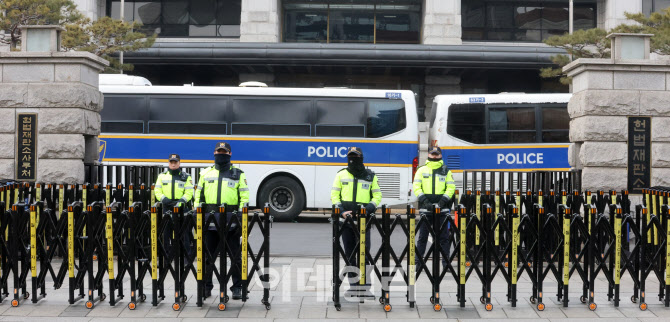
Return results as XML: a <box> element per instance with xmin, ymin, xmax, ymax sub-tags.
<box><xmin>541</xmin><ymin>106</ymin><xmax>569</xmax><ymax>142</ymax></box>
<box><xmin>367</xmin><ymin>99</ymin><xmax>406</xmax><ymax>138</ymax></box>
<box><xmin>149</xmin><ymin>96</ymin><xmax>227</xmax><ymax>122</ymax></box>
<box><xmin>446</xmin><ymin>104</ymin><xmax>485</xmax><ymax>144</ymax></box>
<box><xmin>315</xmin><ymin>100</ymin><xmax>365</xmax><ymax>137</ymax></box>
<box><xmin>101</xmin><ymin>121</ymin><xmax>144</xmax><ymax>133</ymax></box>
<box><xmin>149</xmin><ymin>122</ymin><xmax>227</xmax><ymax>135</ymax></box>
<box><xmin>232</xmin><ymin>98</ymin><xmax>311</xmax><ymax>136</ymax></box>
<box><xmin>148</xmin><ymin>96</ymin><xmax>227</xmax><ymax>134</ymax></box>
<box><xmin>488</xmin><ymin>107</ymin><xmax>536</xmax><ymax>143</ymax></box>
<box><xmin>101</xmin><ymin>95</ymin><xmax>147</xmax><ymax>133</ymax></box>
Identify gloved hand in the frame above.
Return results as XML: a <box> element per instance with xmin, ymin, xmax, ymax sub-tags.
<box><xmin>177</xmin><ymin>197</ymin><xmax>187</xmax><ymax>206</ymax></box>
<box><xmin>161</xmin><ymin>197</ymin><xmax>176</xmax><ymax>210</ymax></box>
<box><xmin>365</xmin><ymin>203</ymin><xmax>376</xmax><ymax>215</ymax></box>
<box><xmin>418</xmin><ymin>195</ymin><xmax>428</xmax><ymax>207</ymax></box>
<box><xmin>439</xmin><ymin>196</ymin><xmax>451</xmax><ymax>208</ymax></box>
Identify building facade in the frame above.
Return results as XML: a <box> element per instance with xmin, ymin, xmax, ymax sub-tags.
<box><xmin>75</xmin><ymin>0</ymin><xmax>670</xmax><ymax>119</ymax></box>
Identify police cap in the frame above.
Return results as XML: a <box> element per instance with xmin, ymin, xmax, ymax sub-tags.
<box><xmin>347</xmin><ymin>147</ymin><xmax>363</xmax><ymax>157</ymax></box>
<box><xmin>168</xmin><ymin>154</ymin><xmax>180</xmax><ymax>161</ymax></box>
<box><xmin>215</xmin><ymin>142</ymin><xmax>231</xmax><ymax>153</ymax></box>
<box><xmin>428</xmin><ymin>146</ymin><xmax>442</xmax><ymax>154</ymax></box>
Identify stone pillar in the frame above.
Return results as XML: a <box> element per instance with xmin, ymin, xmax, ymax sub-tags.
<box><xmin>423</xmin><ymin>75</ymin><xmax>460</xmax><ymax>121</ymax></box>
<box><xmin>564</xmin><ymin>33</ymin><xmax>670</xmax><ymax>192</ymax></box>
<box><xmin>597</xmin><ymin>0</ymin><xmax>641</xmax><ymax>30</ymax></box>
<box><xmin>0</xmin><ymin>26</ymin><xmax>108</xmax><ymax>184</ymax></box>
<box><xmin>422</xmin><ymin>0</ymin><xmax>461</xmax><ymax>45</ymax></box>
<box><xmin>240</xmin><ymin>0</ymin><xmax>280</xmax><ymax>42</ymax></box>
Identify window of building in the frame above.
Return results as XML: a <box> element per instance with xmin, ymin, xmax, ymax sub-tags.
<box><xmin>108</xmin><ymin>0</ymin><xmax>241</xmax><ymax>37</ymax></box>
<box><xmin>643</xmin><ymin>0</ymin><xmax>670</xmax><ymax>15</ymax></box>
<box><xmin>463</xmin><ymin>0</ymin><xmax>597</xmax><ymax>42</ymax></box>
<box><xmin>282</xmin><ymin>1</ymin><xmax>421</xmax><ymax>44</ymax></box>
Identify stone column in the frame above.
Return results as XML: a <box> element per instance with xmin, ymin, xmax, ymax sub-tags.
<box><xmin>564</xmin><ymin>33</ymin><xmax>670</xmax><ymax>191</ymax></box>
<box><xmin>422</xmin><ymin>0</ymin><xmax>461</xmax><ymax>45</ymax></box>
<box><xmin>240</xmin><ymin>0</ymin><xmax>280</xmax><ymax>42</ymax></box>
<box><xmin>0</xmin><ymin>26</ymin><xmax>108</xmax><ymax>184</ymax></box>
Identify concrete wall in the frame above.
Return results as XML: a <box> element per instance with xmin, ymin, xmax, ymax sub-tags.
<box><xmin>0</xmin><ymin>52</ymin><xmax>107</xmax><ymax>183</ymax></box>
<box><xmin>240</xmin><ymin>0</ymin><xmax>281</xmax><ymax>42</ymax></box>
<box><xmin>565</xmin><ymin>58</ymin><xmax>670</xmax><ymax>191</ymax></box>
<box><xmin>598</xmin><ymin>0</ymin><xmax>642</xmax><ymax>30</ymax></box>
<box><xmin>422</xmin><ymin>0</ymin><xmax>461</xmax><ymax>45</ymax></box>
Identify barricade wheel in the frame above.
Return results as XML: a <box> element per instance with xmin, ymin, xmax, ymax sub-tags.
<box><xmin>537</xmin><ymin>303</ymin><xmax>545</xmax><ymax>311</ymax></box>
<box><xmin>480</xmin><ymin>296</ymin><xmax>485</xmax><ymax>304</ymax></box>
<box><xmin>85</xmin><ymin>301</ymin><xmax>94</xmax><ymax>309</ymax></box>
<box><xmin>172</xmin><ymin>303</ymin><xmax>180</xmax><ymax>311</ymax></box>
<box><xmin>631</xmin><ymin>296</ymin><xmax>637</xmax><ymax>303</ymax></box>
<box><xmin>11</xmin><ymin>299</ymin><xmax>18</xmax><ymax>307</ymax></box>
<box><xmin>335</xmin><ymin>304</ymin><xmax>341</xmax><ymax>311</ymax></box>
<box><xmin>265</xmin><ymin>304</ymin><xmax>271</xmax><ymax>310</ymax></box>
<box><xmin>530</xmin><ymin>296</ymin><xmax>536</xmax><ymax>304</ymax></box>
<box><xmin>218</xmin><ymin>303</ymin><xmax>226</xmax><ymax>311</ymax></box>
<box><xmin>430</xmin><ymin>296</ymin><xmax>435</xmax><ymax>304</ymax></box>
<box><xmin>101</xmin><ymin>293</ymin><xmax>107</xmax><ymax>301</ymax></box>
<box><xmin>485</xmin><ymin>303</ymin><xmax>493</xmax><ymax>311</ymax></box>
<box><xmin>23</xmin><ymin>292</ymin><xmax>29</xmax><ymax>300</ymax></box>
<box><xmin>640</xmin><ymin>303</ymin><xmax>648</xmax><ymax>311</ymax></box>
<box><xmin>182</xmin><ymin>295</ymin><xmax>188</xmax><ymax>302</ymax></box>
<box><xmin>384</xmin><ymin>304</ymin><xmax>392</xmax><ymax>312</ymax></box>
<box><xmin>580</xmin><ymin>296</ymin><xmax>587</xmax><ymax>304</ymax></box>
<box><xmin>466</xmin><ymin>261</ymin><xmax>471</xmax><ymax>267</ymax></box>
<box><xmin>140</xmin><ymin>294</ymin><xmax>147</xmax><ymax>302</ymax></box>
<box><xmin>433</xmin><ymin>303</ymin><xmax>442</xmax><ymax>311</ymax></box>
<box><xmin>379</xmin><ymin>297</ymin><xmax>384</xmax><ymax>304</ymax></box>
<box><xmin>505</xmin><ymin>262</ymin><xmax>508</xmax><ymax>268</ymax></box>
<box><xmin>588</xmin><ymin>302</ymin><xmax>597</xmax><ymax>311</ymax></box>
<box><xmin>128</xmin><ymin>302</ymin><xmax>136</xmax><ymax>310</ymax></box>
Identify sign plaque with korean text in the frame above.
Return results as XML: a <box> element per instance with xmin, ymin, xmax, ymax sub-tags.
<box><xmin>16</xmin><ymin>113</ymin><xmax>37</xmax><ymax>181</ymax></box>
<box><xmin>628</xmin><ymin>116</ymin><xmax>651</xmax><ymax>194</ymax></box>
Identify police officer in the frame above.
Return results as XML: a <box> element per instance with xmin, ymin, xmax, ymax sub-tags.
<box><xmin>154</xmin><ymin>154</ymin><xmax>194</xmax><ymax>211</ymax></box>
<box><xmin>154</xmin><ymin>154</ymin><xmax>194</xmax><ymax>258</ymax></box>
<box><xmin>331</xmin><ymin>147</ymin><xmax>382</xmax><ymax>297</ymax></box>
<box><xmin>194</xmin><ymin>142</ymin><xmax>250</xmax><ymax>300</ymax></box>
<box><xmin>414</xmin><ymin>146</ymin><xmax>455</xmax><ymax>273</ymax></box>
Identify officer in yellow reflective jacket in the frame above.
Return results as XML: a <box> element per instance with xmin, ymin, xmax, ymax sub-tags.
<box><xmin>154</xmin><ymin>154</ymin><xmax>195</xmax><ymax>258</ymax></box>
<box><xmin>154</xmin><ymin>154</ymin><xmax>194</xmax><ymax>212</ymax></box>
<box><xmin>194</xmin><ymin>142</ymin><xmax>250</xmax><ymax>300</ymax></box>
<box><xmin>331</xmin><ymin>147</ymin><xmax>382</xmax><ymax>296</ymax></box>
<box><xmin>413</xmin><ymin>146</ymin><xmax>456</xmax><ymax>273</ymax></box>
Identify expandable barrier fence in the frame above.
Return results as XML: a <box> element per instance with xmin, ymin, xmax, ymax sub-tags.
<box><xmin>331</xmin><ymin>184</ymin><xmax>670</xmax><ymax>313</ymax></box>
<box><xmin>3</xmin><ymin>177</ymin><xmax>670</xmax><ymax>314</ymax></box>
<box><xmin>0</xmin><ymin>181</ymin><xmax>271</xmax><ymax>311</ymax></box>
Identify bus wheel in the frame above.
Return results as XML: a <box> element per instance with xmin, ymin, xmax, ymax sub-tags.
<box><xmin>259</xmin><ymin>176</ymin><xmax>304</xmax><ymax>222</ymax></box>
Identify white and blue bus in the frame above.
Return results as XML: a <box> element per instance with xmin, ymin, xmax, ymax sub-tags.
<box><xmin>428</xmin><ymin>93</ymin><xmax>572</xmax><ymax>188</ymax></box>
<box><xmin>98</xmin><ymin>76</ymin><xmax>419</xmax><ymax>220</ymax></box>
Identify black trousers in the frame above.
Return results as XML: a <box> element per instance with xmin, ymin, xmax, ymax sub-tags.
<box><xmin>340</xmin><ymin>222</ymin><xmax>371</xmax><ymax>285</ymax></box>
<box><xmin>416</xmin><ymin>211</ymin><xmax>451</xmax><ymax>271</ymax></box>
<box><xmin>204</xmin><ymin>221</ymin><xmax>242</xmax><ymax>292</ymax></box>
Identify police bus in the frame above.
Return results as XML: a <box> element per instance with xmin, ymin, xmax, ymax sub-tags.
<box><xmin>98</xmin><ymin>75</ymin><xmax>419</xmax><ymax>221</ymax></box>
<box><xmin>428</xmin><ymin>93</ymin><xmax>572</xmax><ymax>188</ymax></box>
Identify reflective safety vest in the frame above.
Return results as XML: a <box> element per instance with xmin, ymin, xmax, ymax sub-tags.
<box><xmin>154</xmin><ymin>170</ymin><xmax>194</xmax><ymax>201</ymax></box>
<box><xmin>413</xmin><ymin>160</ymin><xmax>455</xmax><ymax>203</ymax></box>
<box><xmin>331</xmin><ymin>168</ymin><xmax>382</xmax><ymax>211</ymax></box>
<box><xmin>194</xmin><ymin>163</ymin><xmax>250</xmax><ymax>211</ymax></box>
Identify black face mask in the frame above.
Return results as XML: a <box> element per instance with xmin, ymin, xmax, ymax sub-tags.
<box><xmin>347</xmin><ymin>157</ymin><xmax>367</xmax><ymax>178</ymax></box>
<box><xmin>428</xmin><ymin>157</ymin><xmax>442</xmax><ymax>162</ymax></box>
<box><xmin>168</xmin><ymin>168</ymin><xmax>181</xmax><ymax>175</ymax></box>
<box><xmin>214</xmin><ymin>154</ymin><xmax>231</xmax><ymax>166</ymax></box>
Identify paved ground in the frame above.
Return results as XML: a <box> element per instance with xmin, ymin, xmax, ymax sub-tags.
<box><xmin>1</xmin><ymin>216</ymin><xmax>667</xmax><ymax>321</ymax></box>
